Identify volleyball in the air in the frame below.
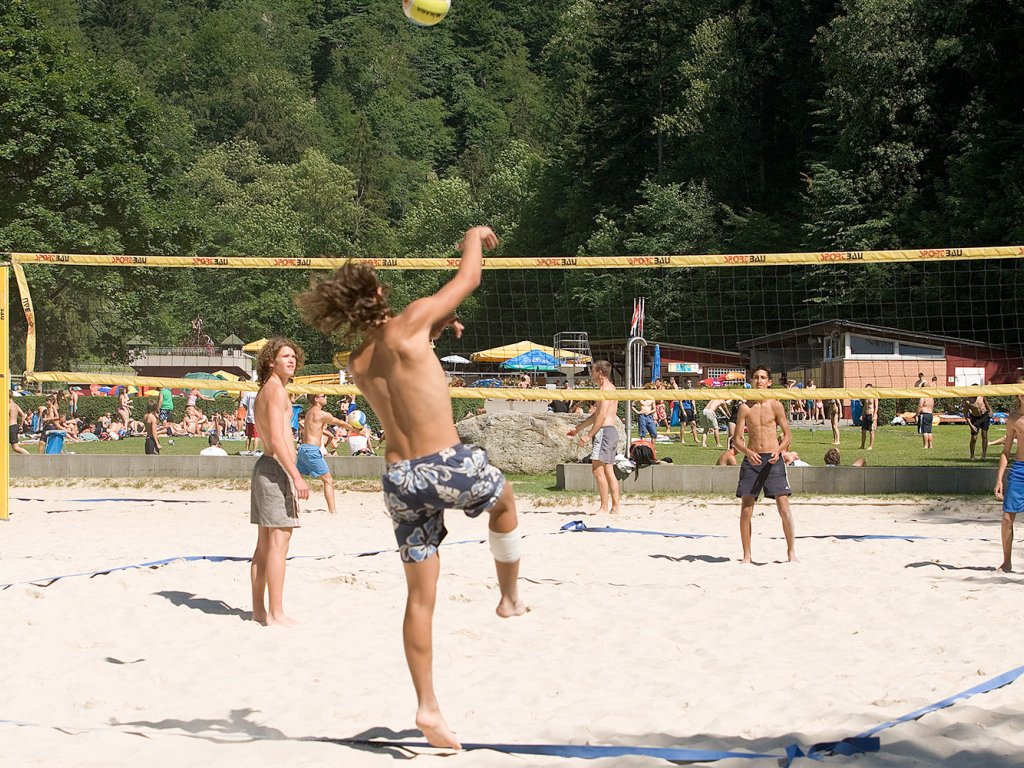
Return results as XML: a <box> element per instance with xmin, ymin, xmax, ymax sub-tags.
<box><xmin>403</xmin><ymin>0</ymin><xmax>450</xmax><ymax>26</ymax></box>
<box><xmin>348</xmin><ymin>410</ymin><xmax>368</xmax><ymax>429</ymax></box>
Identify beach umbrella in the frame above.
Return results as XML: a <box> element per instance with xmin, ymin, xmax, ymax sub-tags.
<box><xmin>651</xmin><ymin>344</ymin><xmax>662</xmax><ymax>382</ymax></box>
<box><xmin>212</xmin><ymin>370</ymin><xmax>241</xmax><ymax>381</ymax></box>
<box><xmin>499</xmin><ymin>349</ymin><xmax>561</xmax><ymax>372</ymax></box>
<box><xmin>441</xmin><ymin>354</ymin><xmax>471</xmax><ymax>365</ymax></box>
<box><xmin>242</xmin><ymin>338</ymin><xmax>268</xmax><ymax>353</ymax></box>
<box><xmin>183</xmin><ymin>372</ymin><xmax>225</xmax><ymax>398</ymax></box>
<box><xmin>472</xmin><ymin>340</ymin><xmax>590</xmax><ymax>364</ymax></box>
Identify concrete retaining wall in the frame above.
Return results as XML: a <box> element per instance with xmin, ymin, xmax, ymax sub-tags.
<box><xmin>10</xmin><ymin>454</ymin><xmax>998</xmax><ymax>495</ymax></box>
<box><xmin>556</xmin><ymin>463</ymin><xmax>997</xmax><ymax>495</ymax></box>
<box><xmin>11</xmin><ymin>454</ymin><xmax>386</xmax><ymax>480</ymax></box>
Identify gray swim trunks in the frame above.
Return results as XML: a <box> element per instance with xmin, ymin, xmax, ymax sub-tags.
<box><xmin>736</xmin><ymin>454</ymin><xmax>791</xmax><ymax>500</ymax></box>
<box><xmin>699</xmin><ymin>408</ymin><xmax>719</xmax><ymax>433</ymax></box>
<box><xmin>250</xmin><ymin>455</ymin><xmax>300</xmax><ymax>528</ymax></box>
<box><xmin>590</xmin><ymin>425</ymin><xmax>618</xmax><ymax>464</ymax></box>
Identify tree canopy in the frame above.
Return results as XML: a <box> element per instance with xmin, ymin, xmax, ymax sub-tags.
<box><xmin>2</xmin><ymin>0</ymin><xmax>1022</xmax><ymax>369</ymax></box>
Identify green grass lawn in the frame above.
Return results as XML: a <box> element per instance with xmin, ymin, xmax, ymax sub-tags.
<box><xmin>31</xmin><ymin>435</ymin><xmax>242</xmax><ymax>456</ymax></box>
<box><xmin>41</xmin><ymin>424</ymin><xmax>1006</xmax><ymax>466</ymax></box>
<box><xmin>652</xmin><ymin>423</ymin><xmax>1008</xmax><ymax>467</ymax></box>
<box><xmin>26</xmin><ymin>423</ymin><xmax>1004</xmax><ymax>497</ymax></box>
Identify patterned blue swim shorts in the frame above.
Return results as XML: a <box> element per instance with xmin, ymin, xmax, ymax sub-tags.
<box><xmin>382</xmin><ymin>444</ymin><xmax>506</xmax><ymax>563</ymax></box>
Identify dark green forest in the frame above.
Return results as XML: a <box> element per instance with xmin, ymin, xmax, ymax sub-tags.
<box><xmin>2</xmin><ymin>0</ymin><xmax>1023</xmax><ymax>369</ymax></box>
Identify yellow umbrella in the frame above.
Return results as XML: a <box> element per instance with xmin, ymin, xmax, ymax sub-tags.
<box><xmin>242</xmin><ymin>338</ymin><xmax>268</xmax><ymax>353</ymax></box>
<box><xmin>212</xmin><ymin>370</ymin><xmax>241</xmax><ymax>381</ymax></box>
<box><xmin>470</xmin><ymin>340</ymin><xmax>591</xmax><ymax>364</ymax></box>
<box><xmin>293</xmin><ymin>373</ymin><xmax>344</xmax><ymax>387</ymax></box>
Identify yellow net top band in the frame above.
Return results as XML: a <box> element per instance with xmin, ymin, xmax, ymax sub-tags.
<box><xmin>8</xmin><ymin>245</ymin><xmax>1024</xmax><ymax>270</ymax></box>
<box><xmin>23</xmin><ymin>371</ymin><xmax>1024</xmax><ymax>402</ymax></box>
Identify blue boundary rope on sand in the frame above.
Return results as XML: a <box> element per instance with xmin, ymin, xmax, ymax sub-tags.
<box><xmin>302</xmin><ymin>661</ymin><xmax>1024</xmax><ymax>763</ymax></box>
<box><xmin>3</xmin><ymin>664</ymin><xmax>1023</xmax><ymax>764</ymax></box>
<box><xmin>0</xmin><ymin>534</ymin><xmax>502</xmax><ymax>590</ymax></box>
<box><xmin>12</xmin><ymin>497</ymin><xmax>200</xmax><ymax>504</ymax></box>
<box><xmin>559</xmin><ymin>520</ymin><xmax>986</xmax><ymax>543</ymax></box>
<box><xmin>1</xmin><ymin>517</ymin><xmax>998</xmax><ymax>590</ymax></box>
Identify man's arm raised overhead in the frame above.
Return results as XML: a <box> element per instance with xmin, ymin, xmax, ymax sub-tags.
<box><xmin>402</xmin><ymin>226</ymin><xmax>498</xmax><ymax>336</ymax></box>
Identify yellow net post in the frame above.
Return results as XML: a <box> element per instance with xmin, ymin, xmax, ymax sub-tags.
<box><xmin>1</xmin><ymin>266</ymin><xmax>9</xmax><ymax>521</ymax></box>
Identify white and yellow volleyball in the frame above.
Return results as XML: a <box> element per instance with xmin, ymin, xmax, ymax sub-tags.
<box><xmin>403</xmin><ymin>0</ymin><xmax>450</xmax><ymax>27</ymax></box>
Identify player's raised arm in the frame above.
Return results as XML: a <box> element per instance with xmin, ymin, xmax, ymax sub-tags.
<box><xmin>404</xmin><ymin>226</ymin><xmax>499</xmax><ymax>335</ymax></box>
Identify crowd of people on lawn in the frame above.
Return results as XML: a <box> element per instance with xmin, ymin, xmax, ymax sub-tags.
<box><xmin>7</xmin><ymin>385</ymin><xmax>381</xmax><ymax>459</ymax></box>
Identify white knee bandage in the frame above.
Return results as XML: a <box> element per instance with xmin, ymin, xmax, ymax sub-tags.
<box><xmin>489</xmin><ymin>529</ymin><xmax>521</xmax><ymax>563</ymax></box>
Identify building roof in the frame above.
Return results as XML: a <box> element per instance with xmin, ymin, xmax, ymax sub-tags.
<box><xmin>737</xmin><ymin>320</ymin><xmax>1021</xmax><ymax>353</ymax></box>
<box><xmin>590</xmin><ymin>338</ymin><xmax>744</xmax><ymax>358</ymax></box>
<box><xmin>220</xmin><ymin>334</ymin><xmax>245</xmax><ymax>347</ymax></box>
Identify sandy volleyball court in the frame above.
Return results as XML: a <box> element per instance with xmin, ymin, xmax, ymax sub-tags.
<box><xmin>1</xmin><ymin>483</ymin><xmax>1022</xmax><ymax>767</ymax></box>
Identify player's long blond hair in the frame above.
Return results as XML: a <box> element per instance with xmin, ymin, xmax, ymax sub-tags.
<box><xmin>296</xmin><ymin>262</ymin><xmax>391</xmax><ymax>341</ymax></box>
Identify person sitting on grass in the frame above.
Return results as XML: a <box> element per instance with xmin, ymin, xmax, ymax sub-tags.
<box><xmin>824</xmin><ymin>448</ymin><xmax>866</xmax><ymax>467</ymax></box>
<box><xmin>200</xmin><ymin>433</ymin><xmax>228</xmax><ymax>456</ymax></box>
<box><xmin>782</xmin><ymin>451</ymin><xmax>810</xmax><ymax>467</ymax></box>
<box><xmin>716</xmin><ymin>439</ymin><xmax>738</xmax><ymax>466</ymax></box>
<box><xmin>347</xmin><ymin>424</ymin><xmax>379</xmax><ymax>456</ymax></box>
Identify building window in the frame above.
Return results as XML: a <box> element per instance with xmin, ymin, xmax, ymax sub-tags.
<box><xmin>897</xmin><ymin>342</ymin><xmax>944</xmax><ymax>358</ymax></box>
<box><xmin>849</xmin><ymin>335</ymin><xmax>895</xmax><ymax>355</ymax></box>
<box><xmin>845</xmin><ymin>333</ymin><xmax>945</xmax><ymax>359</ymax></box>
<box><xmin>707</xmin><ymin>367</ymin><xmax>745</xmax><ymax>378</ymax></box>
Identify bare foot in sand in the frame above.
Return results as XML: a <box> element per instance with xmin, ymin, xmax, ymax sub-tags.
<box><xmin>496</xmin><ymin>597</ymin><xmax>529</xmax><ymax>618</ymax></box>
<box><xmin>417</xmin><ymin>708</ymin><xmax>461</xmax><ymax>749</ymax></box>
<box><xmin>266</xmin><ymin>613</ymin><xmax>299</xmax><ymax>627</ymax></box>
<box><xmin>787</xmin><ymin>553</ymin><xmax>800</xmax><ymax>563</ymax></box>
<box><xmin>251</xmin><ymin>611</ymin><xmax>267</xmax><ymax>625</ymax></box>
<box><xmin>996</xmin><ymin>562</ymin><xmax>1012</xmax><ymax>573</ymax></box>
<box><xmin>610</xmin><ymin>506</ymin><xmax>622</xmax><ymax>514</ymax></box>
<box><xmin>591</xmin><ymin>507</ymin><xmax>610</xmax><ymax>515</ymax></box>
<box><xmin>740</xmin><ymin>556</ymin><xmax>753</xmax><ymax>565</ymax></box>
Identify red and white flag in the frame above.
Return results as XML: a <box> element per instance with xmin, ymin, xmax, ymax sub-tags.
<box><xmin>629</xmin><ymin>298</ymin><xmax>645</xmax><ymax>337</ymax></box>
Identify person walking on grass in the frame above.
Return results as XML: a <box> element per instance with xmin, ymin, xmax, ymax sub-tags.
<box><xmin>144</xmin><ymin>400</ymin><xmax>161</xmax><ymax>455</ymax></box>
<box><xmin>916</xmin><ymin>391</ymin><xmax>934</xmax><ymax>449</ymax></box>
<box><xmin>859</xmin><ymin>385</ymin><xmax>878</xmax><ymax>450</ymax></box>
<box><xmin>9</xmin><ymin>399</ymin><xmax>28</xmax><ymax>455</ymax></box>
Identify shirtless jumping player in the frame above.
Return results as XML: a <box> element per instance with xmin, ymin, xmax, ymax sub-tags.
<box><xmin>567</xmin><ymin>361</ymin><xmax>621</xmax><ymax>514</ymax></box>
<box><xmin>733</xmin><ymin>365</ymin><xmax>796</xmax><ymax>563</ymax></box>
<box><xmin>296</xmin><ymin>226</ymin><xmax>526</xmax><ymax>749</ymax></box>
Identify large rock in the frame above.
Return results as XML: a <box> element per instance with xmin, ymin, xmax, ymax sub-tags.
<box><xmin>456</xmin><ymin>412</ymin><xmax>627</xmax><ymax>474</ymax></box>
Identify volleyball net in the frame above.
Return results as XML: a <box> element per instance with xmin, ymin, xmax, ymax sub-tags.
<box><xmin>7</xmin><ymin>246</ymin><xmax>1024</xmax><ymax>406</ymax></box>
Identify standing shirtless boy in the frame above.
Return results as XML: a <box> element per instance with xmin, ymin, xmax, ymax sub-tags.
<box><xmin>567</xmin><ymin>361</ymin><xmax>621</xmax><ymax>514</ymax></box>
<box><xmin>249</xmin><ymin>339</ymin><xmax>310</xmax><ymax>627</ymax></box>
<box><xmin>296</xmin><ymin>226</ymin><xmax>526</xmax><ymax>749</ymax></box>
<box><xmin>733</xmin><ymin>365</ymin><xmax>796</xmax><ymax>563</ymax></box>
<box><xmin>993</xmin><ymin>388</ymin><xmax>1024</xmax><ymax>572</ymax></box>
